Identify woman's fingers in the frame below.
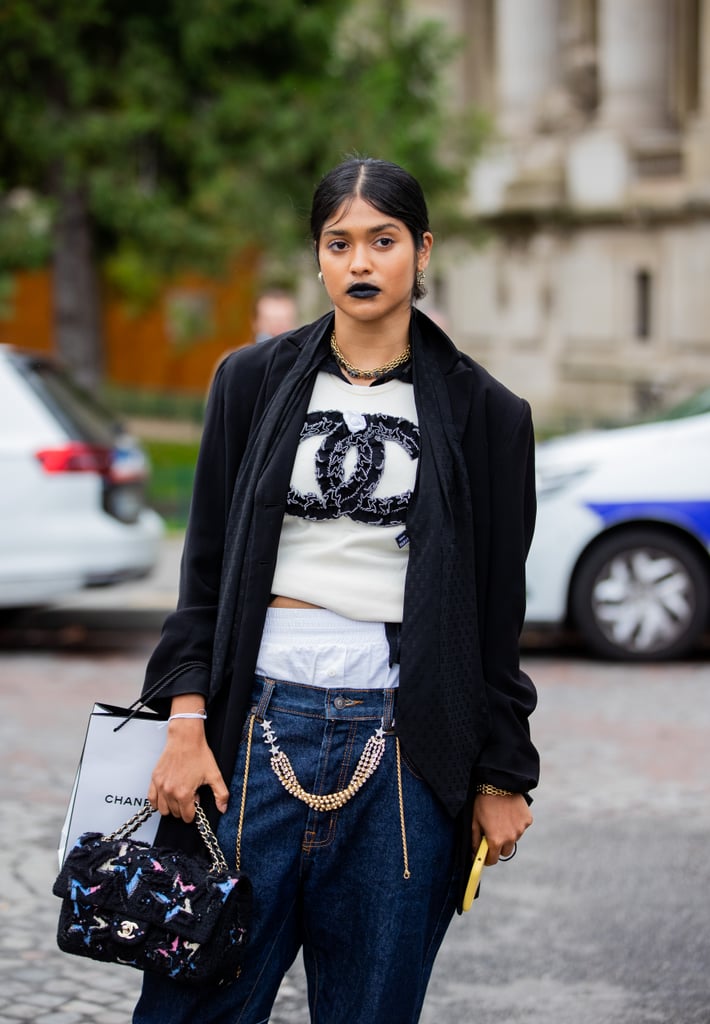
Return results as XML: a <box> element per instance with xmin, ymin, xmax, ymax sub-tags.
<box><xmin>472</xmin><ymin>792</ymin><xmax>533</xmax><ymax>864</ymax></box>
<box><xmin>148</xmin><ymin>738</ymin><xmax>227</xmax><ymax>821</ymax></box>
<box><xmin>207</xmin><ymin>766</ymin><xmax>230</xmax><ymax>814</ymax></box>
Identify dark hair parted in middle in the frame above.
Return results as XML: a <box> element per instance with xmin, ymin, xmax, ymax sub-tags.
<box><xmin>310</xmin><ymin>158</ymin><xmax>431</xmax><ymax>300</ymax></box>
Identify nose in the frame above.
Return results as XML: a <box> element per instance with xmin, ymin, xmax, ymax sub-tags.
<box><xmin>349</xmin><ymin>242</ymin><xmax>372</xmax><ymax>274</ymax></box>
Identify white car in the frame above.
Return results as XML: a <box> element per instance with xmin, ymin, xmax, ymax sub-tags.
<box><xmin>526</xmin><ymin>392</ymin><xmax>710</xmax><ymax>660</ymax></box>
<box><xmin>0</xmin><ymin>346</ymin><xmax>164</xmax><ymax>608</ymax></box>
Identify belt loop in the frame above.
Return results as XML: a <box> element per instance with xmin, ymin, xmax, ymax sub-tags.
<box><xmin>382</xmin><ymin>689</ymin><xmax>395</xmax><ymax>732</ymax></box>
<box><xmin>385</xmin><ymin>622</ymin><xmax>401</xmax><ymax>666</ymax></box>
<box><xmin>254</xmin><ymin>676</ymin><xmax>276</xmax><ymax>722</ymax></box>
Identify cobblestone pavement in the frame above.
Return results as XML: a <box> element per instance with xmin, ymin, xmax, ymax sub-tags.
<box><xmin>2</xmin><ymin>550</ymin><xmax>710</xmax><ymax>1022</ymax></box>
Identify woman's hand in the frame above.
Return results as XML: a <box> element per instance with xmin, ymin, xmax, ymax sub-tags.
<box><xmin>472</xmin><ymin>793</ymin><xmax>532</xmax><ymax>865</ymax></box>
<box><xmin>148</xmin><ymin>696</ymin><xmax>230</xmax><ymax>822</ymax></box>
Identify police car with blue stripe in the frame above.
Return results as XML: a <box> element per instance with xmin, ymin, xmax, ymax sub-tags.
<box><xmin>526</xmin><ymin>390</ymin><xmax>710</xmax><ymax>660</ymax></box>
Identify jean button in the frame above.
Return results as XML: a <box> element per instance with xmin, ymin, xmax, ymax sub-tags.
<box><xmin>333</xmin><ymin>696</ymin><xmax>347</xmax><ymax>710</ymax></box>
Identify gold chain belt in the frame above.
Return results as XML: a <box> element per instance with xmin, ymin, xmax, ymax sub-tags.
<box><xmin>250</xmin><ymin>713</ymin><xmax>411</xmax><ymax>879</ymax></box>
<box><xmin>260</xmin><ymin>718</ymin><xmax>385</xmax><ymax>811</ymax></box>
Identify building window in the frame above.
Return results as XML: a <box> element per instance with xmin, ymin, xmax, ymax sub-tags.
<box><xmin>671</xmin><ymin>0</ymin><xmax>700</xmax><ymax>124</ymax></box>
<box><xmin>634</xmin><ymin>269</ymin><xmax>653</xmax><ymax>341</ymax></box>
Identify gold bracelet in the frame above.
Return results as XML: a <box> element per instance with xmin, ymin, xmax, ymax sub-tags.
<box><xmin>475</xmin><ymin>783</ymin><xmax>516</xmax><ymax>797</ymax></box>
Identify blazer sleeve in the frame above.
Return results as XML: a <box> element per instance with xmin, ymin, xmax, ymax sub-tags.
<box><xmin>474</xmin><ymin>398</ymin><xmax>539</xmax><ymax>795</ymax></box>
<box><xmin>140</xmin><ymin>359</ymin><xmax>238</xmax><ymax>711</ymax></box>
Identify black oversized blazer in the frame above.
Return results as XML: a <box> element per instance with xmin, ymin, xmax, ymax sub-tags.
<box><xmin>143</xmin><ymin>310</ymin><xmax>539</xmax><ymax>896</ymax></box>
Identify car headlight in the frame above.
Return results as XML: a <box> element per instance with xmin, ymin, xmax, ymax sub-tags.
<box><xmin>535</xmin><ymin>464</ymin><xmax>592</xmax><ymax>498</ymax></box>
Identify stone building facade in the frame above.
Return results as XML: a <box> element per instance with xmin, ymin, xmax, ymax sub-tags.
<box><xmin>411</xmin><ymin>0</ymin><xmax>710</xmax><ymax>428</ymax></box>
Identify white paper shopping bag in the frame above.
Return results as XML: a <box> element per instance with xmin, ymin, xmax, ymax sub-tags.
<box><xmin>58</xmin><ymin>703</ymin><xmax>168</xmax><ymax>867</ymax></box>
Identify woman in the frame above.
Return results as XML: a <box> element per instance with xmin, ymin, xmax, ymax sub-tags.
<box><xmin>134</xmin><ymin>157</ymin><xmax>539</xmax><ymax>1024</ymax></box>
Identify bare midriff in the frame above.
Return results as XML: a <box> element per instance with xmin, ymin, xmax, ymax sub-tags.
<box><xmin>269</xmin><ymin>595</ymin><xmax>323</xmax><ymax>609</ymax></box>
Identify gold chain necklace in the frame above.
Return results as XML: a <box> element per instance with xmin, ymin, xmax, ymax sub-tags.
<box><xmin>330</xmin><ymin>331</ymin><xmax>411</xmax><ymax>380</ymax></box>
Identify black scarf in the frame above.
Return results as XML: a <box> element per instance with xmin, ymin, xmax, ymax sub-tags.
<box><xmin>210</xmin><ymin>309</ymin><xmax>490</xmax><ymax>818</ymax></box>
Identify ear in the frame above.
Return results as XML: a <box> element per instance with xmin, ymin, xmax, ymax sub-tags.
<box><xmin>417</xmin><ymin>231</ymin><xmax>434</xmax><ymax>271</ymax></box>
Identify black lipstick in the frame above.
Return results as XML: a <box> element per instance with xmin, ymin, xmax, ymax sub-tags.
<box><xmin>347</xmin><ymin>283</ymin><xmax>381</xmax><ymax>298</ymax></box>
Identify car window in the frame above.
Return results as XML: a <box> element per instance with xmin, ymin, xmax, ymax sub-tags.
<box><xmin>11</xmin><ymin>353</ymin><xmax>121</xmax><ymax>445</ymax></box>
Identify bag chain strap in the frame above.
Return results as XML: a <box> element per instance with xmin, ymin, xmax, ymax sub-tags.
<box><xmin>102</xmin><ymin>801</ymin><xmax>229</xmax><ymax>876</ymax></box>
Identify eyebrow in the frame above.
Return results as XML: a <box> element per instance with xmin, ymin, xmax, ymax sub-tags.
<box><xmin>323</xmin><ymin>222</ymin><xmax>402</xmax><ymax>237</ymax></box>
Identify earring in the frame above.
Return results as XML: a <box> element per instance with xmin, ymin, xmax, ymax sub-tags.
<box><xmin>318</xmin><ymin>271</ymin><xmax>324</xmax><ymax>284</ymax></box>
<box><xmin>416</xmin><ymin>270</ymin><xmax>425</xmax><ymax>289</ymax></box>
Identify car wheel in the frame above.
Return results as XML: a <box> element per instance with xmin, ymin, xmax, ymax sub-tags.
<box><xmin>570</xmin><ymin>529</ymin><xmax>710</xmax><ymax>660</ymax></box>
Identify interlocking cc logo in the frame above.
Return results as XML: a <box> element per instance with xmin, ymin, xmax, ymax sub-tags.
<box><xmin>117</xmin><ymin>920</ymin><xmax>140</xmax><ymax>940</ymax></box>
<box><xmin>287</xmin><ymin>410</ymin><xmax>420</xmax><ymax>526</ymax></box>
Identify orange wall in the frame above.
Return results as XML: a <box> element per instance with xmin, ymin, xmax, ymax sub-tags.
<box><xmin>0</xmin><ymin>270</ymin><xmax>55</xmax><ymax>355</ymax></box>
<box><xmin>0</xmin><ymin>253</ymin><xmax>257</xmax><ymax>393</ymax></box>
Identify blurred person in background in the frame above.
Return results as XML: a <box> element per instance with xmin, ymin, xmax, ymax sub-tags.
<box><xmin>253</xmin><ymin>287</ymin><xmax>298</xmax><ymax>343</ymax></box>
<box><xmin>134</xmin><ymin>157</ymin><xmax>538</xmax><ymax>1024</ymax></box>
<box><xmin>212</xmin><ymin>288</ymin><xmax>298</xmax><ymax>385</ymax></box>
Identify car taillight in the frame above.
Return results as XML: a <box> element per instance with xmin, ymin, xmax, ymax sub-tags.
<box><xmin>35</xmin><ymin>443</ymin><xmax>113</xmax><ymax>475</ymax></box>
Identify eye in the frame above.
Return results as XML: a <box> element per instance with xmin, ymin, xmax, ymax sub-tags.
<box><xmin>374</xmin><ymin>237</ymin><xmax>395</xmax><ymax>248</ymax></box>
<box><xmin>327</xmin><ymin>239</ymin><xmax>348</xmax><ymax>252</ymax></box>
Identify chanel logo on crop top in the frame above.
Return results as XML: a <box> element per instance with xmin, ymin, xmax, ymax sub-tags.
<box><xmin>287</xmin><ymin>410</ymin><xmax>420</xmax><ymax>526</ymax></box>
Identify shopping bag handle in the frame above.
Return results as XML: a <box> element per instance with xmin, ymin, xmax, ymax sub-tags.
<box><xmin>115</xmin><ymin>662</ymin><xmax>207</xmax><ymax>732</ymax></box>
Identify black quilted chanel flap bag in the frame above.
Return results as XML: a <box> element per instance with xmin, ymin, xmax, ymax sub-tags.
<box><xmin>53</xmin><ymin>803</ymin><xmax>252</xmax><ymax>986</ymax></box>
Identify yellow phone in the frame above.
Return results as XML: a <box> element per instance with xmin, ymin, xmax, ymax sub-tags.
<box><xmin>462</xmin><ymin>836</ymin><xmax>488</xmax><ymax>912</ymax></box>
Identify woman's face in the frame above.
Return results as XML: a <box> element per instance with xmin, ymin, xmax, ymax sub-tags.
<box><xmin>317</xmin><ymin>196</ymin><xmax>432</xmax><ymax>326</ymax></box>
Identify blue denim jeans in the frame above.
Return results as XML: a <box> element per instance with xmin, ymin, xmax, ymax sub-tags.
<box><xmin>134</xmin><ymin>676</ymin><xmax>459</xmax><ymax>1024</ymax></box>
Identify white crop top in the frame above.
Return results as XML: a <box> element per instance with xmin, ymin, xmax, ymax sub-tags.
<box><xmin>271</xmin><ymin>371</ymin><xmax>420</xmax><ymax>621</ymax></box>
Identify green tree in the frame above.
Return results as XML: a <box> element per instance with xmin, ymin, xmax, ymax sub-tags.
<box><xmin>0</xmin><ymin>0</ymin><xmax>480</xmax><ymax>385</ymax></box>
